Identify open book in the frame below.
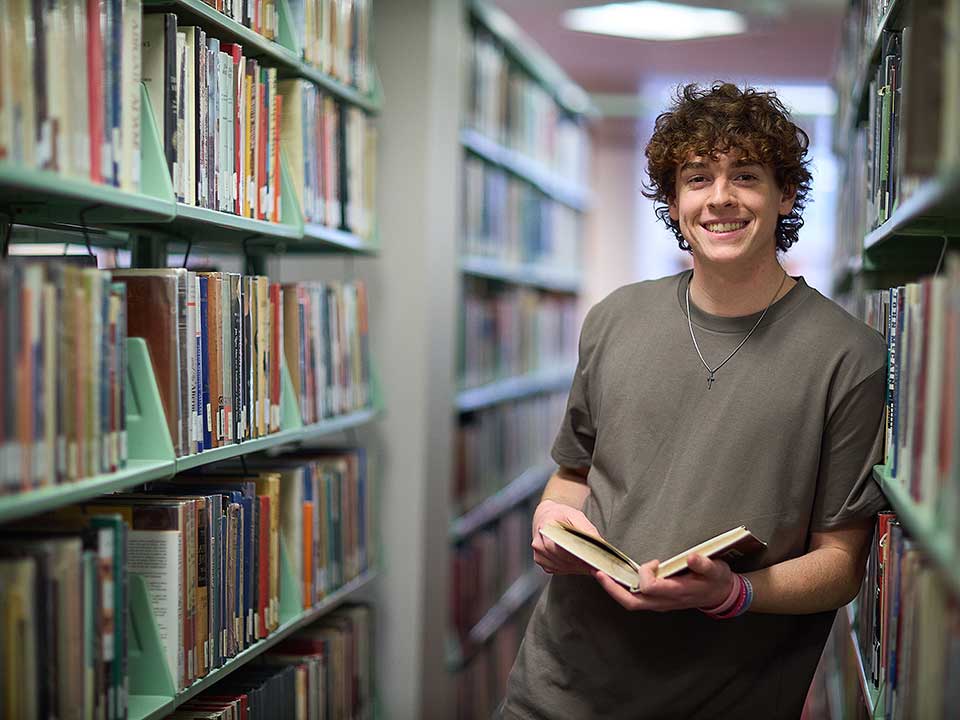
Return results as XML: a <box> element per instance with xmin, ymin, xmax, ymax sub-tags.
<box><xmin>539</xmin><ymin>523</ymin><xmax>767</xmax><ymax>592</ymax></box>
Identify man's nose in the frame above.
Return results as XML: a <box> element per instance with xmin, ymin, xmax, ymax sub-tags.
<box><xmin>707</xmin><ymin>178</ymin><xmax>736</xmax><ymax>208</ymax></box>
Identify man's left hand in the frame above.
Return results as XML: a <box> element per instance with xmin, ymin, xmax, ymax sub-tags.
<box><xmin>592</xmin><ymin>554</ymin><xmax>736</xmax><ymax>612</ymax></box>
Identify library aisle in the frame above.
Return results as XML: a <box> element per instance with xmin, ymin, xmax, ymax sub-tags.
<box><xmin>4</xmin><ymin>0</ymin><xmax>960</xmax><ymax>718</ymax></box>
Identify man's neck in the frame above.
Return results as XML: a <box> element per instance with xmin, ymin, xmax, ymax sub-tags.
<box><xmin>688</xmin><ymin>256</ymin><xmax>795</xmax><ymax>318</ymax></box>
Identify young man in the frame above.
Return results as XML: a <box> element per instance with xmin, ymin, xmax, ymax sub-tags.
<box><xmin>501</xmin><ymin>83</ymin><xmax>887</xmax><ymax>719</ymax></box>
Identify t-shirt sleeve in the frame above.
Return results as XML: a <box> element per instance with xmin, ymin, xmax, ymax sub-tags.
<box><xmin>550</xmin><ymin>308</ymin><xmax>598</xmax><ymax>469</ymax></box>
<box><xmin>810</xmin><ymin>366</ymin><xmax>889</xmax><ymax>530</ymax></box>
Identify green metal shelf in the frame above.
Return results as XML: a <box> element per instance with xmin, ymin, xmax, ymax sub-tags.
<box><xmin>460</xmin><ymin>255</ymin><xmax>581</xmax><ymax>293</ymax></box>
<box><xmin>863</xmin><ymin>171</ymin><xmax>960</xmax><ymax>262</ymax></box>
<box><xmin>293</xmin><ymin>63</ymin><xmax>382</xmax><ymax>114</ymax></box>
<box><xmin>844</xmin><ymin>604</ymin><xmax>884</xmax><ymax>719</ymax></box>
<box><xmin>0</xmin><ymin>164</ymin><xmax>176</xmax><ymax>225</ymax></box>
<box><xmin>130</xmin><ymin>569</ymin><xmax>378</xmax><ymax>720</ymax></box>
<box><xmin>0</xmin><ymin>460</ymin><xmax>176</xmax><ymax>525</ymax></box>
<box><xmin>456</xmin><ymin>365</ymin><xmax>575</xmax><ymax>413</ymax></box>
<box><xmin>460</xmin><ymin>128</ymin><xmax>590</xmax><ymax>212</ymax></box>
<box><xmin>468</xmin><ymin>0</ymin><xmax>595</xmax><ymax>118</ymax></box>
<box><xmin>300</xmin><ymin>222</ymin><xmax>380</xmax><ymax>254</ymax></box>
<box><xmin>873</xmin><ymin>465</ymin><xmax>960</xmax><ymax>599</ymax></box>
<box><xmin>0</xmin><ymin>83</ymin><xmax>175</xmax><ymax>227</ymax></box>
<box><xmin>448</xmin><ymin>567</ymin><xmax>546</xmax><ymax>671</ymax></box>
<box><xmin>142</xmin><ymin>0</ymin><xmax>381</xmax><ymax>113</ymax></box>
<box><xmin>170</xmin><ymin>202</ymin><xmax>302</xmax><ymax>243</ymax></box>
<box><xmin>450</xmin><ymin>463</ymin><xmax>552</xmax><ymax>542</ymax></box>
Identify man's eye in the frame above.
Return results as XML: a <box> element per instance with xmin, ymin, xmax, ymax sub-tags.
<box><xmin>736</xmin><ymin>173</ymin><xmax>757</xmax><ymax>182</ymax></box>
<box><xmin>686</xmin><ymin>175</ymin><xmax>707</xmax><ymax>184</ymax></box>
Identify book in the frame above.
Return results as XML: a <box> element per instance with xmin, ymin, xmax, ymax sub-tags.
<box><xmin>539</xmin><ymin>523</ymin><xmax>767</xmax><ymax>591</ymax></box>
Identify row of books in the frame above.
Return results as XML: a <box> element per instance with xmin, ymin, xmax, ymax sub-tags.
<box><xmin>463</xmin><ymin>155</ymin><xmax>580</xmax><ymax>271</ymax></box>
<box><xmin>459</xmin><ymin>278</ymin><xmax>578</xmax><ymax>390</ymax></box>
<box><xmin>282</xmin><ymin>80</ymin><xmax>378</xmax><ymax>238</ymax></box>
<box><xmin>144</xmin><ymin>13</ymin><xmax>283</xmax><ymax>220</ymax></box>
<box><xmin>466</xmin><ymin>26</ymin><xmax>589</xmax><ymax>186</ymax></box>
<box><xmin>0</xmin><ymin>516</ymin><xmax>129</xmax><ymax>720</ymax></box>
<box><xmin>834</xmin><ymin>0</ymin><xmax>895</xmax><ymax>135</ymax></box>
<box><xmin>290</xmin><ymin>0</ymin><xmax>373</xmax><ymax>92</ymax></box>
<box><xmin>834</xmin><ymin>0</ymin><xmax>960</xmax><ymax>270</ymax></box>
<box><xmin>852</xmin><ymin>511</ymin><xmax>960</xmax><ymax>719</ymax></box>
<box><xmin>118</xmin><ymin>269</ymin><xmax>284</xmax><ymax>458</ymax></box>
<box><xmin>283</xmin><ymin>280</ymin><xmax>371</xmax><ymax>425</ymax></box>
<box><xmin>0</xmin><ymin>450</ymin><xmax>373</xmax><ymax>715</ymax></box>
<box><xmin>454</xmin><ymin>393</ymin><xmax>565</xmax><ymax>515</ymax></box>
<box><xmin>162</xmin><ymin>604</ymin><xmax>373</xmax><ymax>720</ymax></box>
<box><xmin>1</xmin><ymin>262</ymin><xmax>127</xmax><ymax>493</ymax></box>
<box><xmin>0</xmin><ymin>0</ymin><xmax>143</xmax><ymax>188</ymax></box>
<box><xmin>195</xmin><ymin>0</ymin><xmax>279</xmax><ymax>42</ymax></box>
<box><xmin>455</xmin><ymin>598</ymin><xmax>534</xmax><ymax>720</ymax></box>
<box><xmin>862</xmin><ymin>263</ymin><xmax>960</xmax><ymax>537</ymax></box>
<box><xmin>450</xmin><ymin>501</ymin><xmax>535</xmax><ymax>647</ymax></box>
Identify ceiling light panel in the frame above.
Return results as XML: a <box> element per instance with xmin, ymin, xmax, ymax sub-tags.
<box><xmin>562</xmin><ymin>2</ymin><xmax>747</xmax><ymax>41</ymax></box>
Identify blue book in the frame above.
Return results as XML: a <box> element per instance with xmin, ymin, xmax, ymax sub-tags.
<box><xmin>200</xmin><ymin>277</ymin><xmax>212</xmax><ymax>450</ymax></box>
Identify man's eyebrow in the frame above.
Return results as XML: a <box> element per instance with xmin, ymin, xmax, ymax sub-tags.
<box><xmin>679</xmin><ymin>160</ymin><xmax>708</xmax><ymax>172</ymax></box>
<box><xmin>732</xmin><ymin>159</ymin><xmax>762</xmax><ymax>168</ymax></box>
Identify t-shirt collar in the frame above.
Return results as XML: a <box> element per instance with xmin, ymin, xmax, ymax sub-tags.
<box><xmin>676</xmin><ymin>268</ymin><xmax>809</xmax><ymax>334</ymax></box>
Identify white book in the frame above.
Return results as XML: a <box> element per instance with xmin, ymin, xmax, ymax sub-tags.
<box><xmin>120</xmin><ymin>0</ymin><xmax>141</xmax><ymax>190</ymax></box>
<box><xmin>68</xmin><ymin>0</ymin><xmax>91</xmax><ymax>179</ymax></box>
<box><xmin>225</xmin><ymin>57</ymin><xmax>236</xmax><ymax>213</ymax></box>
<box><xmin>175</xmin><ymin>31</ymin><xmax>186</xmax><ymax>201</ymax></box>
<box><xmin>219</xmin><ymin>52</ymin><xmax>231</xmax><ymax>213</ymax></box>
<box><xmin>9</xmin><ymin>0</ymin><xmax>35</xmax><ymax>166</ymax></box>
<box><xmin>127</xmin><ymin>522</ymin><xmax>185</xmax><ymax>690</ymax></box>
<box><xmin>181</xmin><ymin>27</ymin><xmax>196</xmax><ymax>206</ymax></box>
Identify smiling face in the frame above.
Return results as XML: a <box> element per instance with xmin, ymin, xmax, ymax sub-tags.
<box><xmin>668</xmin><ymin>150</ymin><xmax>796</xmax><ymax>268</ymax></box>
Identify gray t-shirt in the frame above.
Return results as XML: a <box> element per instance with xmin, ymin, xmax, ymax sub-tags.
<box><xmin>503</xmin><ymin>270</ymin><xmax>887</xmax><ymax>720</ymax></box>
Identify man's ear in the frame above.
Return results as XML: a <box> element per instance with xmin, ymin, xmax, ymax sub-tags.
<box><xmin>668</xmin><ymin>197</ymin><xmax>679</xmax><ymax>222</ymax></box>
<box><xmin>779</xmin><ymin>185</ymin><xmax>797</xmax><ymax>215</ymax></box>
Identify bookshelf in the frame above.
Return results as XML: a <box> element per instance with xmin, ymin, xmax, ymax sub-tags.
<box><xmin>0</xmin><ymin>0</ymin><xmax>384</xmax><ymax>715</ymax></box>
<box><xmin>824</xmin><ymin>0</ymin><xmax>960</xmax><ymax>717</ymax></box>
<box><xmin>446</xmin><ymin>2</ymin><xmax>595</xmax><ymax>716</ymax></box>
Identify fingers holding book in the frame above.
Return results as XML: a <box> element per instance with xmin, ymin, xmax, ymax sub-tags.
<box><xmin>592</xmin><ymin>555</ymin><xmax>736</xmax><ymax>612</ymax></box>
<box><xmin>532</xmin><ymin>500</ymin><xmax>601</xmax><ymax>576</ymax></box>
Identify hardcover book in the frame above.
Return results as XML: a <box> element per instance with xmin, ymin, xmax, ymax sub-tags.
<box><xmin>539</xmin><ymin>523</ymin><xmax>767</xmax><ymax>592</ymax></box>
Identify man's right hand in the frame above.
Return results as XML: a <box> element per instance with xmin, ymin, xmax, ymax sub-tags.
<box><xmin>531</xmin><ymin>499</ymin><xmax>601</xmax><ymax>576</ymax></box>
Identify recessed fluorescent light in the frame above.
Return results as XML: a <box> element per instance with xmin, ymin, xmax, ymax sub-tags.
<box><xmin>563</xmin><ymin>2</ymin><xmax>747</xmax><ymax>41</ymax></box>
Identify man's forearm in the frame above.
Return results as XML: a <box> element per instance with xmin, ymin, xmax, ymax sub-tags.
<box><xmin>745</xmin><ymin>546</ymin><xmax>864</xmax><ymax>614</ymax></box>
<box><xmin>540</xmin><ymin>466</ymin><xmax>590</xmax><ymax>510</ymax></box>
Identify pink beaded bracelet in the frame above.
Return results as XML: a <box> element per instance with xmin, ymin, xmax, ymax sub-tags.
<box><xmin>699</xmin><ymin>574</ymin><xmax>741</xmax><ymax>615</ymax></box>
<box><xmin>701</xmin><ymin>574</ymin><xmax>752</xmax><ymax>619</ymax></box>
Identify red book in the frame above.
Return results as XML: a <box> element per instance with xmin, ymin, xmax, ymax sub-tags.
<box><xmin>258</xmin><ymin>494</ymin><xmax>270</xmax><ymax>638</ymax></box>
<box><xmin>86</xmin><ymin>0</ymin><xmax>104</xmax><ymax>183</ymax></box>
<box><xmin>269</xmin><ymin>283</ymin><xmax>281</xmax><ymax>432</ymax></box>
<box><xmin>257</xmin><ymin>71</ymin><xmax>267</xmax><ymax>220</ymax></box>
<box><xmin>303</xmin><ymin>500</ymin><xmax>314</xmax><ymax>607</ymax></box>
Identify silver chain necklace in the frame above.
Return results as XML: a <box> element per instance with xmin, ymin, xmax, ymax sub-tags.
<box><xmin>686</xmin><ymin>271</ymin><xmax>787</xmax><ymax>390</ymax></box>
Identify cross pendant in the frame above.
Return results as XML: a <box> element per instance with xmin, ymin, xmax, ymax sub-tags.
<box><xmin>707</xmin><ymin>371</ymin><xmax>715</xmax><ymax>390</ymax></box>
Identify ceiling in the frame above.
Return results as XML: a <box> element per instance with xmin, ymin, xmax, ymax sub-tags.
<box><xmin>493</xmin><ymin>0</ymin><xmax>848</xmax><ymax>96</ymax></box>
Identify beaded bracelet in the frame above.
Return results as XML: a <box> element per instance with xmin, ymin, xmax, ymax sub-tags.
<box><xmin>702</xmin><ymin>574</ymin><xmax>753</xmax><ymax>619</ymax></box>
<box><xmin>699</xmin><ymin>574</ymin><xmax>741</xmax><ymax>615</ymax></box>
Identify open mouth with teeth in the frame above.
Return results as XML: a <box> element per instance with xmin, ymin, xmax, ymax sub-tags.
<box><xmin>701</xmin><ymin>220</ymin><xmax>750</xmax><ymax>234</ymax></box>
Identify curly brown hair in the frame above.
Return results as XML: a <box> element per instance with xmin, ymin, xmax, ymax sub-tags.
<box><xmin>642</xmin><ymin>82</ymin><xmax>813</xmax><ymax>253</ymax></box>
